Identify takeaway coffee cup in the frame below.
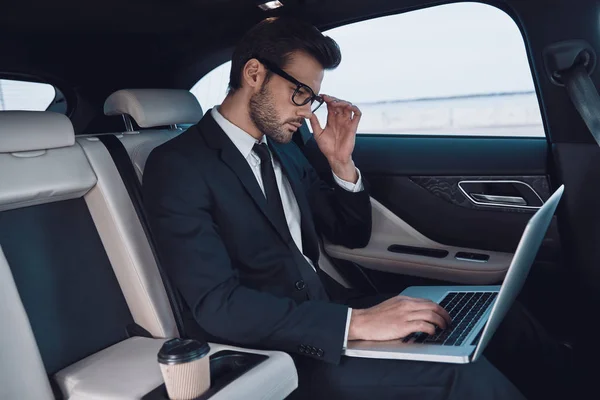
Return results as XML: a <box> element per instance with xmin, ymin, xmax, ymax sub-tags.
<box><xmin>158</xmin><ymin>338</ymin><xmax>211</xmax><ymax>400</ymax></box>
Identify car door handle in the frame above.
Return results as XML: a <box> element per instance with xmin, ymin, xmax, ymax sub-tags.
<box><xmin>470</xmin><ymin>193</ymin><xmax>527</xmax><ymax>206</ymax></box>
<box><xmin>458</xmin><ymin>180</ymin><xmax>544</xmax><ymax>209</ymax></box>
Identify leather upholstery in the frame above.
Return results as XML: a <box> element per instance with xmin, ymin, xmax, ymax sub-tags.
<box><xmin>54</xmin><ymin>337</ymin><xmax>298</xmax><ymax>400</ymax></box>
<box><xmin>78</xmin><ymin>137</ymin><xmax>179</xmax><ymax>338</ymax></box>
<box><xmin>104</xmin><ymin>89</ymin><xmax>203</xmax><ymax>128</ymax></box>
<box><xmin>0</xmin><ymin>111</ymin><xmax>74</xmax><ymax>152</ymax></box>
<box><xmin>116</xmin><ymin>130</ymin><xmax>182</xmax><ymax>182</ymax></box>
<box><xmin>0</xmin><ymin>109</ymin><xmax>297</xmax><ymax>399</ymax></box>
<box><xmin>324</xmin><ymin>198</ymin><xmax>512</xmax><ymax>284</ymax></box>
<box><xmin>0</xmin><ymin>246</ymin><xmax>54</xmax><ymax>400</ymax></box>
<box><xmin>54</xmin><ymin>337</ymin><xmax>167</xmax><ymax>400</ymax></box>
<box><xmin>0</xmin><ymin>144</ymin><xmax>97</xmax><ymax>212</ymax></box>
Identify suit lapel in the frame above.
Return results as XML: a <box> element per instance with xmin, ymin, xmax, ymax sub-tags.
<box><xmin>270</xmin><ymin>142</ymin><xmax>320</xmax><ymax>263</ymax></box>
<box><xmin>199</xmin><ymin>111</ymin><xmax>292</xmax><ymax>243</ymax></box>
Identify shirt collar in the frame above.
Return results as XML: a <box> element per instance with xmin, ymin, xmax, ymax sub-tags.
<box><xmin>211</xmin><ymin>107</ymin><xmax>267</xmax><ymax>160</ymax></box>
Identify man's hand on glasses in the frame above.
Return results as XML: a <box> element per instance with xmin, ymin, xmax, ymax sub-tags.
<box><xmin>308</xmin><ymin>94</ymin><xmax>362</xmax><ymax>183</ymax></box>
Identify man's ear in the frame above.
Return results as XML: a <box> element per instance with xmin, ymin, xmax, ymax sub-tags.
<box><xmin>242</xmin><ymin>58</ymin><xmax>265</xmax><ymax>90</ymax></box>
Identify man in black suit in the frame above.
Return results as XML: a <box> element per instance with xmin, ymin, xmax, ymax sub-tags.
<box><xmin>144</xmin><ymin>17</ymin><xmax>575</xmax><ymax>400</ymax></box>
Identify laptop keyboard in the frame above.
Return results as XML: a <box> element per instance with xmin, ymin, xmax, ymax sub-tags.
<box><xmin>402</xmin><ymin>291</ymin><xmax>498</xmax><ymax>347</ymax></box>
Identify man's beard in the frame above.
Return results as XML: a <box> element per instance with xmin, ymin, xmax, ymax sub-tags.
<box><xmin>249</xmin><ymin>83</ymin><xmax>300</xmax><ymax>144</ymax></box>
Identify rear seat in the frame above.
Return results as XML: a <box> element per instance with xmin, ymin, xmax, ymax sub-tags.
<box><xmin>0</xmin><ymin>246</ymin><xmax>54</xmax><ymax>399</ymax></box>
<box><xmin>103</xmin><ymin>89</ymin><xmax>202</xmax><ymax>182</ymax></box>
<box><xmin>0</xmin><ymin>111</ymin><xmax>168</xmax><ymax>399</ymax></box>
<box><xmin>0</xmin><ymin>111</ymin><xmax>297</xmax><ymax>399</ymax></box>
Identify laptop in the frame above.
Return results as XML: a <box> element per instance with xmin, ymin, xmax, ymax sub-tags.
<box><xmin>344</xmin><ymin>184</ymin><xmax>564</xmax><ymax>364</ymax></box>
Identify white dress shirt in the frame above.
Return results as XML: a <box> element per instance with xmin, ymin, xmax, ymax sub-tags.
<box><xmin>212</xmin><ymin>107</ymin><xmax>360</xmax><ymax>349</ymax></box>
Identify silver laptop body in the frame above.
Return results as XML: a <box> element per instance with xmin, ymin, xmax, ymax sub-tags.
<box><xmin>344</xmin><ymin>185</ymin><xmax>564</xmax><ymax>364</ymax></box>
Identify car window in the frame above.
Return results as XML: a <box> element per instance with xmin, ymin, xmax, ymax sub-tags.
<box><xmin>190</xmin><ymin>2</ymin><xmax>543</xmax><ymax>138</ymax></box>
<box><xmin>0</xmin><ymin>79</ymin><xmax>56</xmax><ymax>111</ymax></box>
<box><xmin>190</xmin><ymin>62</ymin><xmax>231</xmax><ymax>113</ymax></box>
<box><xmin>317</xmin><ymin>2</ymin><xmax>543</xmax><ymax>137</ymax></box>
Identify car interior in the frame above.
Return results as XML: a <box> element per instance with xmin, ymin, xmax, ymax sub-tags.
<box><xmin>1</xmin><ymin>0</ymin><xmax>600</xmax><ymax>399</ymax></box>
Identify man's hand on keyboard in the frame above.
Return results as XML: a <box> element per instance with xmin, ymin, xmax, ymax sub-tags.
<box><xmin>348</xmin><ymin>295</ymin><xmax>452</xmax><ymax>342</ymax></box>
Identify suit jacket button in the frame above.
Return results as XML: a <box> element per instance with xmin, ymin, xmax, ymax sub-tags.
<box><xmin>299</xmin><ymin>345</ymin><xmax>306</xmax><ymax>352</ymax></box>
<box><xmin>295</xmin><ymin>280</ymin><xmax>306</xmax><ymax>290</ymax></box>
<box><xmin>317</xmin><ymin>349</ymin><xmax>324</xmax><ymax>357</ymax></box>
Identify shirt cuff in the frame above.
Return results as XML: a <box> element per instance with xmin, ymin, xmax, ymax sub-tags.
<box><xmin>342</xmin><ymin>308</ymin><xmax>352</xmax><ymax>350</ymax></box>
<box><xmin>332</xmin><ymin>168</ymin><xmax>364</xmax><ymax>193</ymax></box>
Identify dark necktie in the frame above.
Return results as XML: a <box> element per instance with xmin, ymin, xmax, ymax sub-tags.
<box><xmin>253</xmin><ymin>142</ymin><xmax>320</xmax><ymax>268</ymax></box>
<box><xmin>253</xmin><ymin>143</ymin><xmax>289</xmax><ymax>234</ymax></box>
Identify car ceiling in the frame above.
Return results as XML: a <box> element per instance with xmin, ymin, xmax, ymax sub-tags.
<box><xmin>3</xmin><ymin>0</ymin><xmax>401</xmax><ymax>89</ymax></box>
<box><xmin>0</xmin><ymin>0</ymin><xmax>596</xmax><ymax>139</ymax></box>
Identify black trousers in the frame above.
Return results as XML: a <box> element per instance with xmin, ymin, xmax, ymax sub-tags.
<box><xmin>288</xmin><ymin>292</ymin><xmax>575</xmax><ymax>400</ymax></box>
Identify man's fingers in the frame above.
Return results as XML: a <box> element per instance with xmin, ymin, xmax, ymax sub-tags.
<box><xmin>323</xmin><ymin>95</ymin><xmax>354</xmax><ymax>110</ymax></box>
<box><xmin>420</xmin><ymin>302</ymin><xmax>452</xmax><ymax>325</ymax></box>
<box><xmin>328</xmin><ymin>100</ymin><xmax>353</xmax><ymax>112</ymax></box>
<box><xmin>320</xmin><ymin>95</ymin><xmax>361</xmax><ymax>128</ymax></box>
<box><xmin>400</xmin><ymin>298</ymin><xmax>452</xmax><ymax>325</ymax></box>
<box><xmin>350</xmin><ymin>105</ymin><xmax>362</xmax><ymax>127</ymax></box>
<box><xmin>322</xmin><ymin>94</ymin><xmax>339</xmax><ymax>104</ymax></box>
<box><xmin>392</xmin><ymin>296</ymin><xmax>434</xmax><ymax>306</ymax></box>
<box><xmin>407</xmin><ymin>310</ymin><xmax>448</xmax><ymax>330</ymax></box>
<box><xmin>325</xmin><ymin>104</ymin><xmax>338</xmax><ymax>125</ymax></box>
<box><xmin>396</xmin><ymin>295</ymin><xmax>434</xmax><ymax>303</ymax></box>
<box><xmin>333</xmin><ymin>100</ymin><xmax>354</xmax><ymax>109</ymax></box>
<box><xmin>314</xmin><ymin>95</ymin><xmax>361</xmax><ymax>138</ymax></box>
<box><xmin>333</xmin><ymin>106</ymin><xmax>351</xmax><ymax>122</ymax></box>
<box><xmin>407</xmin><ymin>320</ymin><xmax>437</xmax><ymax>336</ymax></box>
<box><xmin>308</xmin><ymin>113</ymin><xmax>323</xmax><ymax>137</ymax></box>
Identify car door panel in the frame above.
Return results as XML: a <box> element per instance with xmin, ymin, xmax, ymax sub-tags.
<box><xmin>317</xmin><ymin>136</ymin><xmax>560</xmax><ymax>285</ymax></box>
<box><xmin>366</xmin><ymin>174</ymin><xmax>557</xmax><ymax>253</ymax></box>
<box><xmin>323</xmin><ymin>197</ymin><xmax>513</xmax><ymax>285</ymax></box>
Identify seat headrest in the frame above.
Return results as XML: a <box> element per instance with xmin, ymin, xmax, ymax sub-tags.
<box><xmin>104</xmin><ymin>89</ymin><xmax>203</xmax><ymax>128</ymax></box>
<box><xmin>0</xmin><ymin>111</ymin><xmax>75</xmax><ymax>153</ymax></box>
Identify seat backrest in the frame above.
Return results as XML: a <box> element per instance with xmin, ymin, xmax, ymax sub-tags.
<box><xmin>0</xmin><ymin>110</ymin><xmax>300</xmax><ymax>400</ymax></box>
<box><xmin>0</xmin><ymin>245</ymin><xmax>54</xmax><ymax>400</ymax></box>
<box><xmin>0</xmin><ymin>111</ymin><xmax>134</xmax><ymax>377</ymax></box>
<box><xmin>77</xmin><ymin>134</ymin><xmax>179</xmax><ymax>338</ymax></box>
<box><xmin>0</xmin><ymin>111</ymin><xmax>178</xmax><ymax>378</ymax></box>
<box><xmin>103</xmin><ymin>89</ymin><xmax>203</xmax><ymax>182</ymax></box>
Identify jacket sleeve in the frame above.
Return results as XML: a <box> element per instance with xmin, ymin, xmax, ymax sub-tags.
<box><xmin>143</xmin><ymin>149</ymin><xmax>349</xmax><ymax>364</ymax></box>
<box><xmin>304</xmin><ymin>157</ymin><xmax>373</xmax><ymax>249</ymax></box>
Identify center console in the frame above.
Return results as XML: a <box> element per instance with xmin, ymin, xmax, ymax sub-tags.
<box><xmin>53</xmin><ymin>337</ymin><xmax>298</xmax><ymax>400</ymax></box>
<box><xmin>144</xmin><ymin>350</ymin><xmax>269</xmax><ymax>399</ymax></box>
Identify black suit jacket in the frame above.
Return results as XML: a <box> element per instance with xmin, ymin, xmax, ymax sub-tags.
<box><xmin>143</xmin><ymin>111</ymin><xmax>372</xmax><ymax>364</ymax></box>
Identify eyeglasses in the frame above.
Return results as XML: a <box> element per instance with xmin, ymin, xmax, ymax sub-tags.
<box><xmin>255</xmin><ymin>57</ymin><xmax>325</xmax><ymax>113</ymax></box>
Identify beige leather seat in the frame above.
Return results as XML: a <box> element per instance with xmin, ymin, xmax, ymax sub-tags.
<box><xmin>103</xmin><ymin>89</ymin><xmax>203</xmax><ymax>183</ymax></box>
<box><xmin>0</xmin><ymin>111</ymin><xmax>297</xmax><ymax>399</ymax></box>
<box><xmin>0</xmin><ymin>245</ymin><xmax>54</xmax><ymax>400</ymax></box>
<box><xmin>0</xmin><ymin>111</ymin><xmax>175</xmax><ymax>399</ymax></box>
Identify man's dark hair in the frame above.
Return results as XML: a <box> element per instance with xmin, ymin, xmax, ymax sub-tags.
<box><xmin>228</xmin><ymin>17</ymin><xmax>341</xmax><ymax>92</ymax></box>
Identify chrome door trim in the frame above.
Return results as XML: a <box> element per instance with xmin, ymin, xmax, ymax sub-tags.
<box><xmin>458</xmin><ymin>180</ymin><xmax>544</xmax><ymax>210</ymax></box>
<box><xmin>470</xmin><ymin>193</ymin><xmax>527</xmax><ymax>206</ymax></box>
<box><xmin>455</xmin><ymin>255</ymin><xmax>489</xmax><ymax>263</ymax></box>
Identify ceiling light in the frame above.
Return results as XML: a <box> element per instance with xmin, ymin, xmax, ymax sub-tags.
<box><xmin>258</xmin><ymin>1</ymin><xmax>284</xmax><ymax>11</ymax></box>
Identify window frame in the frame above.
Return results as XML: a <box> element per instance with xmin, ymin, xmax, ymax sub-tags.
<box><xmin>189</xmin><ymin>1</ymin><xmax>546</xmax><ymax>139</ymax></box>
<box><xmin>0</xmin><ymin>73</ymin><xmax>72</xmax><ymax>116</ymax></box>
